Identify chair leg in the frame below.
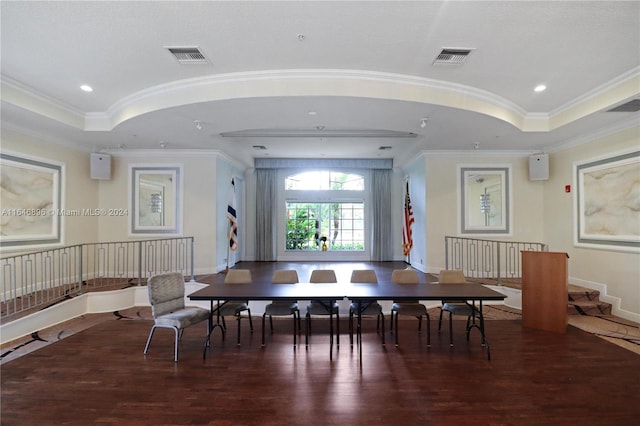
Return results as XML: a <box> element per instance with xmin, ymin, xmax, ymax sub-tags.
<box><xmin>269</xmin><ymin>315</ymin><xmax>274</xmax><ymax>333</ymax></box>
<box><xmin>380</xmin><ymin>312</ymin><xmax>385</xmax><ymax>345</ymax></box>
<box><xmin>236</xmin><ymin>315</ymin><xmax>242</xmax><ymax>346</ymax></box>
<box><xmin>336</xmin><ymin>311</ymin><xmax>340</xmax><ymax>347</ymax></box>
<box><xmin>329</xmin><ymin>311</ymin><xmax>334</xmax><ymax>348</ymax></box>
<box><xmin>292</xmin><ymin>312</ymin><xmax>297</xmax><ymax>347</ymax></box>
<box><xmin>248</xmin><ymin>309</ymin><xmax>254</xmax><ymax>332</ymax></box>
<box><xmin>349</xmin><ymin>310</ymin><xmax>354</xmax><ymax>346</ymax></box>
<box><xmin>261</xmin><ymin>313</ymin><xmax>266</xmax><ymax>346</ymax></box>
<box><xmin>305</xmin><ymin>312</ymin><xmax>311</xmax><ymax>348</ymax></box>
<box><xmin>173</xmin><ymin>326</ymin><xmax>180</xmax><ymax>362</ymax></box>
<box><xmin>425</xmin><ymin>314</ymin><xmax>431</xmax><ymax>348</ymax></box>
<box><xmin>438</xmin><ymin>308</ymin><xmax>444</xmax><ymax>333</ymax></box>
<box><xmin>449</xmin><ymin>312</ymin><xmax>454</xmax><ymax>347</ymax></box>
<box><xmin>144</xmin><ymin>325</ymin><xmax>157</xmax><ymax>355</ymax></box>
<box><xmin>394</xmin><ymin>312</ymin><xmax>399</xmax><ymax>346</ymax></box>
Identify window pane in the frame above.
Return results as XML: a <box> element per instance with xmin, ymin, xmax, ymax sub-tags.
<box><xmin>286</xmin><ymin>171</ymin><xmax>364</xmax><ymax>190</ymax></box>
<box><xmin>285</xmin><ymin>202</ymin><xmax>364</xmax><ymax>251</ymax></box>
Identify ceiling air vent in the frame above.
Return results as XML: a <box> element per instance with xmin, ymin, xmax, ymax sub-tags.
<box><xmin>433</xmin><ymin>48</ymin><xmax>473</xmax><ymax>65</ymax></box>
<box><xmin>166</xmin><ymin>47</ymin><xmax>209</xmax><ymax>64</ymax></box>
<box><xmin>607</xmin><ymin>99</ymin><xmax>640</xmax><ymax>112</ymax></box>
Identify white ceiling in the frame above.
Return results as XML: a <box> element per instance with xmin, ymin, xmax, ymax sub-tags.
<box><xmin>1</xmin><ymin>1</ymin><xmax>639</xmax><ymax>168</ymax></box>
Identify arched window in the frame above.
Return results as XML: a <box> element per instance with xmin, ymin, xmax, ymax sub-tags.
<box><xmin>285</xmin><ymin>171</ymin><xmax>364</xmax><ymax>190</ymax></box>
<box><xmin>284</xmin><ymin>171</ymin><xmax>365</xmax><ymax>252</ymax></box>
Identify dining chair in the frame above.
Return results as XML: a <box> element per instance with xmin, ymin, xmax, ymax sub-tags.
<box><xmin>262</xmin><ymin>269</ymin><xmax>301</xmax><ymax>347</ymax></box>
<box><xmin>348</xmin><ymin>269</ymin><xmax>385</xmax><ymax>345</ymax></box>
<box><xmin>216</xmin><ymin>269</ymin><xmax>254</xmax><ymax>345</ymax></box>
<box><xmin>389</xmin><ymin>268</ymin><xmax>430</xmax><ymax>347</ymax></box>
<box><xmin>305</xmin><ymin>269</ymin><xmax>340</xmax><ymax>347</ymax></box>
<box><xmin>437</xmin><ymin>269</ymin><xmax>480</xmax><ymax>346</ymax></box>
<box><xmin>144</xmin><ymin>272</ymin><xmax>210</xmax><ymax>362</ymax></box>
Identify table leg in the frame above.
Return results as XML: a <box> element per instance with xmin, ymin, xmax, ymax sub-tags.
<box><xmin>329</xmin><ymin>302</ymin><xmax>334</xmax><ymax>361</ymax></box>
<box><xmin>203</xmin><ymin>299</ymin><xmax>227</xmax><ymax>359</ymax></box>
<box><xmin>358</xmin><ymin>300</ymin><xmax>363</xmax><ymax>366</ymax></box>
<box><xmin>464</xmin><ymin>299</ymin><xmax>491</xmax><ymax>361</ymax></box>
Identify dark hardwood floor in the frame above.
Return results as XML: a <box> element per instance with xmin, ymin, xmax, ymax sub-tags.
<box><xmin>2</xmin><ymin>262</ymin><xmax>639</xmax><ymax>425</ymax></box>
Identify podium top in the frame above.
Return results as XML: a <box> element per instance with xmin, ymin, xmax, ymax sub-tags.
<box><xmin>521</xmin><ymin>250</ymin><xmax>569</xmax><ymax>258</ymax></box>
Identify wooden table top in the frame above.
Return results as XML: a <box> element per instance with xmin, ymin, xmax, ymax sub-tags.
<box><xmin>188</xmin><ymin>281</ymin><xmax>507</xmax><ymax>302</ymax></box>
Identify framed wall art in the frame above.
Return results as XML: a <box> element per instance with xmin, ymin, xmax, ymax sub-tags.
<box><xmin>0</xmin><ymin>152</ymin><xmax>65</xmax><ymax>250</ymax></box>
<box><xmin>574</xmin><ymin>150</ymin><xmax>640</xmax><ymax>252</ymax></box>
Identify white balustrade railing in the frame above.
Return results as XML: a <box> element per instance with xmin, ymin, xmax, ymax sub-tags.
<box><xmin>445</xmin><ymin>236</ymin><xmax>547</xmax><ymax>285</ymax></box>
<box><xmin>1</xmin><ymin>237</ymin><xmax>194</xmax><ymax>319</ymax></box>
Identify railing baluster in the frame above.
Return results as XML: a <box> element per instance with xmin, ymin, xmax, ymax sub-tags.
<box><xmin>443</xmin><ymin>236</ymin><xmax>545</xmax><ymax>286</ymax></box>
<box><xmin>1</xmin><ymin>237</ymin><xmax>195</xmax><ymax>319</ymax></box>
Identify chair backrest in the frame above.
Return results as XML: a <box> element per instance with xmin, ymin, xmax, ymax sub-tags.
<box><xmin>147</xmin><ymin>272</ymin><xmax>185</xmax><ymax>318</ymax></box>
<box><xmin>272</xmin><ymin>269</ymin><xmax>299</xmax><ymax>284</ymax></box>
<box><xmin>391</xmin><ymin>268</ymin><xmax>419</xmax><ymax>284</ymax></box>
<box><xmin>309</xmin><ymin>269</ymin><xmax>337</xmax><ymax>283</ymax></box>
<box><xmin>439</xmin><ymin>269</ymin><xmax>466</xmax><ymax>284</ymax></box>
<box><xmin>224</xmin><ymin>269</ymin><xmax>253</xmax><ymax>284</ymax></box>
<box><xmin>350</xmin><ymin>269</ymin><xmax>378</xmax><ymax>283</ymax></box>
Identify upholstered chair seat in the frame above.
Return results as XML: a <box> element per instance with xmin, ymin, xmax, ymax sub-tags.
<box><xmin>389</xmin><ymin>268</ymin><xmax>430</xmax><ymax>347</ymax></box>
<box><xmin>348</xmin><ymin>269</ymin><xmax>385</xmax><ymax>345</ymax></box>
<box><xmin>144</xmin><ymin>272</ymin><xmax>210</xmax><ymax>362</ymax></box>
<box><xmin>262</xmin><ymin>269</ymin><xmax>301</xmax><ymax>347</ymax></box>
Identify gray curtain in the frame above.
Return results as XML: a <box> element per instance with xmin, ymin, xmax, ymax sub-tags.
<box><xmin>255</xmin><ymin>168</ymin><xmax>277</xmax><ymax>261</ymax></box>
<box><xmin>371</xmin><ymin>169</ymin><xmax>393</xmax><ymax>261</ymax></box>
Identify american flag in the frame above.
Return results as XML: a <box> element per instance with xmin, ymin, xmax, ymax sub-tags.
<box><xmin>402</xmin><ymin>180</ymin><xmax>414</xmax><ymax>257</ymax></box>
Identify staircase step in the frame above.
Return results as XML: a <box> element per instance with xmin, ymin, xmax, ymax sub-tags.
<box><xmin>568</xmin><ymin>300</ymin><xmax>612</xmax><ymax>316</ymax></box>
<box><xmin>568</xmin><ymin>284</ymin><xmax>601</xmax><ymax>302</ymax></box>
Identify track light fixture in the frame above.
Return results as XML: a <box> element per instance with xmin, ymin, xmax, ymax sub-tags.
<box><xmin>194</xmin><ymin>120</ymin><xmax>203</xmax><ymax>131</ymax></box>
<box><xmin>420</xmin><ymin>118</ymin><xmax>428</xmax><ymax>128</ymax></box>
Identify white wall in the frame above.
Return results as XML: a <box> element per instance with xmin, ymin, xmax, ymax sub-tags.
<box><xmin>1</xmin><ymin>129</ymin><xmax>100</xmax><ymax>253</ymax></box>
<box><xmin>3</xmin><ymin>126</ymin><xmax>639</xmax><ymax>319</ymax></box>
<box><xmin>216</xmin><ymin>157</ymin><xmax>244</xmax><ymax>271</ymax></box>
<box><xmin>98</xmin><ymin>150</ymin><xmax>221</xmax><ymax>276</ymax></box>
<box><xmin>422</xmin><ymin>151</ymin><xmax>544</xmax><ymax>274</ymax></box>
<box><xmin>402</xmin><ymin>158</ymin><xmax>427</xmax><ymax>269</ymax></box>
<box><xmin>544</xmin><ymin>126</ymin><xmax>640</xmax><ymax>319</ymax></box>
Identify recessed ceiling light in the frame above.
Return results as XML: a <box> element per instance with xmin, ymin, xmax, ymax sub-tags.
<box><xmin>534</xmin><ymin>84</ymin><xmax>547</xmax><ymax>92</ymax></box>
<box><xmin>80</xmin><ymin>84</ymin><xmax>93</xmax><ymax>92</ymax></box>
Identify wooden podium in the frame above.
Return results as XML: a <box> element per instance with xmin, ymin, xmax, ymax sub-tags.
<box><xmin>521</xmin><ymin>251</ymin><xmax>569</xmax><ymax>334</ymax></box>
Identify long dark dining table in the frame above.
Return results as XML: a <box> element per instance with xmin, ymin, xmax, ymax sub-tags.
<box><xmin>188</xmin><ymin>281</ymin><xmax>507</xmax><ymax>362</ymax></box>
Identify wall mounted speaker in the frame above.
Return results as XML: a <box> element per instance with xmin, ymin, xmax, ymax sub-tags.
<box><xmin>90</xmin><ymin>153</ymin><xmax>111</xmax><ymax>180</ymax></box>
<box><xmin>529</xmin><ymin>153</ymin><xmax>549</xmax><ymax>181</ymax></box>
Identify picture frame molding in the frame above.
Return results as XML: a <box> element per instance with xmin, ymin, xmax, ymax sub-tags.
<box><xmin>0</xmin><ymin>151</ymin><xmax>65</xmax><ymax>251</ymax></box>
<box><xmin>574</xmin><ymin>149</ymin><xmax>640</xmax><ymax>253</ymax></box>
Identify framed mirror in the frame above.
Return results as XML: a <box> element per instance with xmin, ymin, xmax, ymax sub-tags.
<box><xmin>458</xmin><ymin>165</ymin><xmax>511</xmax><ymax>235</ymax></box>
<box><xmin>130</xmin><ymin>165</ymin><xmax>182</xmax><ymax>235</ymax></box>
